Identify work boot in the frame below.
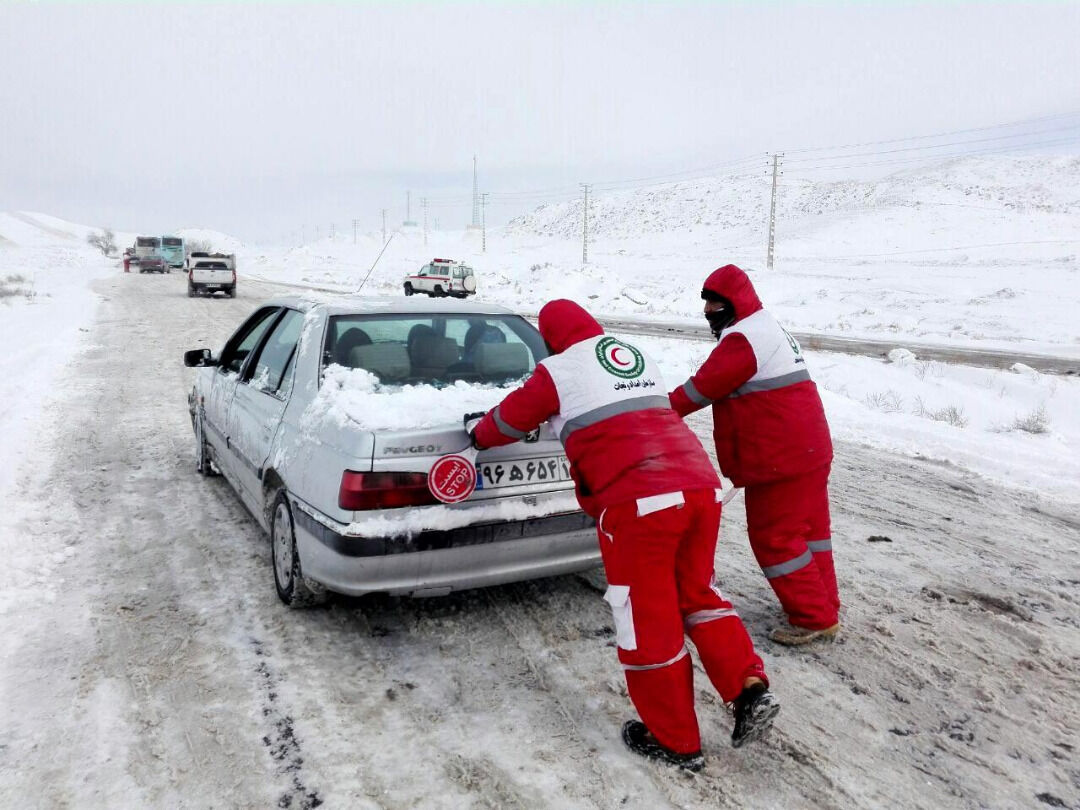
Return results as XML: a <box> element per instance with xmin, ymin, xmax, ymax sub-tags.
<box><xmin>769</xmin><ymin>622</ymin><xmax>840</xmax><ymax>646</ymax></box>
<box><xmin>731</xmin><ymin>682</ymin><xmax>780</xmax><ymax>748</ymax></box>
<box><xmin>621</xmin><ymin>720</ymin><xmax>704</xmax><ymax>772</ymax></box>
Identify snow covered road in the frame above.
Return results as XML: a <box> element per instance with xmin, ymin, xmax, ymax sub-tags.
<box><xmin>1</xmin><ymin>272</ymin><xmax>1078</xmax><ymax>809</ymax></box>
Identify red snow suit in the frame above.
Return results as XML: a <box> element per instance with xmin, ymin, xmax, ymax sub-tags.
<box><xmin>669</xmin><ymin>265</ymin><xmax>840</xmax><ymax>630</ymax></box>
<box><xmin>474</xmin><ymin>299</ymin><xmax>767</xmax><ymax>754</ymax></box>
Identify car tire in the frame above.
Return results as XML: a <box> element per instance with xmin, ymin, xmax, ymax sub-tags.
<box><xmin>433</xmin><ymin>285</ymin><xmax>444</xmax><ymax>297</ymax></box>
<box><xmin>404</xmin><ymin>283</ymin><xmax>413</xmax><ymax>296</ymax></box>
<box><xmin>188</xmin><ymin>285</ymin><xmax>195</xmax><ymax>297</ymax></box>
<box><xmin>228</xmin><ymin>288</ymin><xmax>236</xmax><ymax>298</ymax></box>
<box><xmin>271</xmin><ymin>491</ymin><xmax>327</xmax><ymax>608</ymax></box>
<box><xmin>194</xmin><ymin>409</ymin><xmax>219</xmax><ymax>477</ymax></box>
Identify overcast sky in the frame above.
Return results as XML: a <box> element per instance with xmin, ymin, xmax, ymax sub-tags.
<box><xmin>1</xmin><ymin>2</ymin><xmax>1078</xmax><ymax>243</ymax></box>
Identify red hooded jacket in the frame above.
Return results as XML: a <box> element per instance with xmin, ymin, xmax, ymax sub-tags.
<box><xmin>668</xmin><ymin>265</ymin><xmax>833</xmax><ymax>486</ymax></box>
<box><xmin>474</xmin><ymin>299</ymin><xmax>720</xmax><ymax>516</ymax></box>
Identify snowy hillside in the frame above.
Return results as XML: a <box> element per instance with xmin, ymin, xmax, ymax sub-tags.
<box><xmin>506</xmin><ymin>156</ymin><xmax>1080</xmax><ymax>244</ymax></box>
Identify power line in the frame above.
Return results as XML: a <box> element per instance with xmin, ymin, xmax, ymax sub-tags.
<box><xmin>783</xmin><ymin>122</ymin><xmax>1080</xmax><ymax>164</ymax></box>
<box><xmin>782</xmin><ymin>109</ymin><xmax>1080</xmax><ymax>155</ymax></box>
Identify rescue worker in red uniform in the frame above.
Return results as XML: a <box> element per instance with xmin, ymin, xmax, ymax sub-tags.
<box><xmin>470</xmin><ymin>299</ymin><xmax>780</xmax><ymax>770</ymax></box>
<box><xmin>669</xmin><ymin>264</ymin><xmax>840</xmax><ymax>646</ymax></box>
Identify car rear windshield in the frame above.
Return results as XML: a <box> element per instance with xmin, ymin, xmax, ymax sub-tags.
<box><xmin>136</xmin><ymin>237</ymin><xmax>160</xmax><ymax>247</ymax></box>
<box><xmin>324</xmin><ymin>312</ymin><xmax>547</xmax><ymax>386</ymax></box>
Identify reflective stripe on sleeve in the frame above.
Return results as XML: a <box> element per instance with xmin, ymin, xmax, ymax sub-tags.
<box><xmin>559</xmin><ymin>395</ymin><xmax>670</xmax><ymax>443</ymax></box>
<box><xmin>683</xmin><ymin>608</ymin><xmax>738</xmax><ymax>630</ymax></box>
<box><xmin>807</xmin><ymin>539</ymin><xmax>833</xmax><ymax>553</ymax></box>
<box><xmin>682</xmin><ymin>379</ymin><xmax>712</xmax><ymax>406</ymax></box>
<box><xmin>621</xmin><ymin>646</ymin><xmax>689</xmax><ymax>672</ymax></box>
<box><xmin>761</xmin><ymin>549</ymin><xmax>813</xmax><ymax>579</ymax></box>
<box><xmin>493</xmin><ymin>406</ymin><xmax>529</xmax><ymax>439</ymax></box>
<box><xmin>731</xmin><ymin>368</ymin><xmax>811</xmax><ymax>398</ymax></box>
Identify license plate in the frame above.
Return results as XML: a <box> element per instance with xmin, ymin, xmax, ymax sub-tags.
<box><xmin>476</xmin><ymin>456</ymin><xmax>571</xmax><ymax>489</ymax></box>
<box><xmin>205</xmin><ymin>284</ymin><xmax>220</xmax><ymax>289</ymax></box>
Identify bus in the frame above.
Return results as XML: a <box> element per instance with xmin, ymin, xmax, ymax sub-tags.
<box><xmin>134</xmin><ymin>235</ymin><xmax>162</xmax><ymax>261</ymax></box>
<box><xmin>160</xmin><ymin>236</ymin><xmax>186</xmax><ymax>269</ymax></box>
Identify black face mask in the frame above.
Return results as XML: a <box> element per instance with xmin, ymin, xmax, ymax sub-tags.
<box><xmin>703</xmin><ymin>298</ymin><xmax>736</xmax><ymax>338</ymax></box>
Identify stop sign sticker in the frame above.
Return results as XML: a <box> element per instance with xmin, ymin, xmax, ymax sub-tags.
<box><xmin>428</xmin><ymin>453</ymin><xmax>478</xmax><ymax>503</ymax></box>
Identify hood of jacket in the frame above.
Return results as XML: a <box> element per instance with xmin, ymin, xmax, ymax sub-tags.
<box><xmin>537</xmin><ymin>299</ymin><xmax>605</xmax><ymax>354</ymax></box>
<box><xmin>702</xmin><ymin>264</ymin><xmax>763</xmax><ymax>324</ymax></box>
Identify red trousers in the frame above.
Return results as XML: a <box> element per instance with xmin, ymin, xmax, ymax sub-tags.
<box><xmin>744</xmin><ymin>464</ymin><xmax>839</xmax><ymax>630</ymax></box>
<box><xmin>598</xmin><ymin>488</ymin><xmax>767</xmax><ymax>754</ymax></box>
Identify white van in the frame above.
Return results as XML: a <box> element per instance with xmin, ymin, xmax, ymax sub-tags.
<box><xmin>404</xmin><ymin>258</ymin><xmax>477</xmax><ymax>298</ymax></box>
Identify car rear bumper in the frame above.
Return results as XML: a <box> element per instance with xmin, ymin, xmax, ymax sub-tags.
<box><xmin>292</xmin><ymin>501</ymin><xmax>599</xmax><ymax>597</ymax></box>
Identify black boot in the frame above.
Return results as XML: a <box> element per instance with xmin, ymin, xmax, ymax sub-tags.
<box><xmin>731</xmin><ymin>683</ymin><xmax>780</xmax><ymax>748</ymax></box>
<box><xmin>621</xmin><ymin>720</ymin><xmax>705</xmax><ymax>772</ymax></box>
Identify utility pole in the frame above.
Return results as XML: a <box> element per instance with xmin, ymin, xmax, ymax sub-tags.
<box><xmin>381</xmin><ymin>209</ymin><xmax>387</xmax><ymax>245</ymax></box>
<box><xmin>580</xmin><ymin>183</ymin><xmax>592</xmax><ymax>264</ymax></box>
<box><xmin>472</xmin><ymin>154</ymin><xmax>479</xmax><ymax>228</ymax></box>
<box><xmin>352</xmin><ymin>219</ymin><xmax>359</xmax><ymax>244</ymax></box>
<box><xmin>480</xmin><ymin>192</ymin><xmax>489</xmax><ymax>252</ymax></box>
<box><xmin>421</xmin><ymin>197</ymin><xmax>428</xmax><ymax>246</ymax></box>
<box><xmin>766</xmin><ymin>152</ymin><xmax>783</xmax><ymax>271</ymax></box>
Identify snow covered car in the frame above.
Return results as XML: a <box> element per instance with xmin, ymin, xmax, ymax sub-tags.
<box><xmin>404</xmin><ymin>258</ymin><xmax>477</xmax><ymax>298</ymax></box>
<box><xmin>184</xmin><ymin>295</ymin><xmax>597</xmax><ymax>607</ymax></box>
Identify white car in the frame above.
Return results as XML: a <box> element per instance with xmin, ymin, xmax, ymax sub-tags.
<box><xmin>185</xmin><ymin>295</ymin><xmax>597</xmax><ymax>606</ymax></box>
<box><xmin>403</xmin><ymin>258</ymin><xmax>477</xmax><ymax>298</ymax></box>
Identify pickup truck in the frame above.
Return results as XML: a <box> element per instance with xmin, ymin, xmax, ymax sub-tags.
<box><xmin>186</xmin><ymin>252</ymin><xmax>237</xmax><ymax>298</ymax></box>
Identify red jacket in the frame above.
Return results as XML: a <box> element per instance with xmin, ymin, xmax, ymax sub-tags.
<box><xmin>474</xmin><ymin>300</ymin><xmax>720</xmax><ymax>516</ymax></box>
<box><xmin>669</xmin><ymin>265</ymin><xmax>833</xmax><ymax>487</ymax></box>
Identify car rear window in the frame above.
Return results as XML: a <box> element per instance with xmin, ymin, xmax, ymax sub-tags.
<box><xmin>324</xmin><ymin>313</ymin><xmax>547</xmax><ymax>386</ymax></box>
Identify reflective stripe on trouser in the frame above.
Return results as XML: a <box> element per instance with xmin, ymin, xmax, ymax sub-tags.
<box><xmin>598</xmin><ymin>489</ymin><xmax>767</xmax><ymax>753</ymax></box>
<box><xmin>745</xmin><ymin>465</ymin><xmax>839</xmax><ymax>630</ymax></box>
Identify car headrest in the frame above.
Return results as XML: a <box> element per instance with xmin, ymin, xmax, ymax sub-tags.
<box><xmin>411</xmin><ymin>335</ymin><xmax>459</xmax><ymax>371</ymax></box>
<box><xmin>474</xmin><ymin>342</ymin><xmax>529</xmax><ymax>378</ymax></box>
<box><xmin>336</xmin><ymin>328</ymin><xmax>373</xmax><ymax>365</ymax></box>
<box><xmin>348</xmin><ymin>343</ymin><xmax>411</xmax><ymax>381</ymax></box>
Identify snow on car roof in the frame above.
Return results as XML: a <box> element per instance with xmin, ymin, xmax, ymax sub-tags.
<box><xmin>260</xmin><ymin>294</ymin><xmax>518</xmax><ymax>318</ymax></box>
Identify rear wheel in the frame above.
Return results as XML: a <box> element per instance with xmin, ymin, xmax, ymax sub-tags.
<box><xmin>271</xmin><ymin>491</ymin><xmax>327</xmax><ymax>608</ymax></box>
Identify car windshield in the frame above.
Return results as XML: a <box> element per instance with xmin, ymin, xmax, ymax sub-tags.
<box><xmin>162</xmin><ymin>238</ymin><xmax>182</xmax><ymax>246</ymax></box>
<box><xmin>324</xmin><ymin>312</ymin><xmax>547</xmax><ymax>386</ymax></box>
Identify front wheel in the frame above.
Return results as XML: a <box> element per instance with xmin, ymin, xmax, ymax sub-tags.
<box><xmin>271</xmin><ymin>491</ymin><xmax>327</xmax><ymax>608</ymax></box>
<box><xmin>403</xmin><ymin>283</ymin><xmax>414</xmax><ymax>296</ymax></box>
<box><xmin>194</xmin><ymin>409</ymin><xmax>218</xmax><ymax>477</ymax></box>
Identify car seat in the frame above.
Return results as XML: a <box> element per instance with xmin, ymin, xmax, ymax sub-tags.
<box><xmin>348</xmin><ymin>344</ymin><xmax>411</xmax><ymax>382</ymax></box>
<box><xmin>410</xmin><ymin>334</ymin><xmax>460</xmax><ymax>379</ymax></box>
<box><xmin>473</xmin><ymin>343</ymin><xmax>529</xmax><ymax>379</ymax></box>
<box><xmin>335</xmin><ymin>328</ymin><xmax>372</xmax><ymax>366</ymax></box>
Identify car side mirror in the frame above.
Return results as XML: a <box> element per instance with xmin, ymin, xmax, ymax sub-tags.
<box><xmin>184</xmin><ymin>348</ymin><xmax>218</xmax><ymax>367</ymax></box>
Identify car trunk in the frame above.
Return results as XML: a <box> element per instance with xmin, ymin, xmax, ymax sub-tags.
<box><xmin>370</xmin><ymin>421</ymin><xmax>573</xmax><ymax>503</ymax></box>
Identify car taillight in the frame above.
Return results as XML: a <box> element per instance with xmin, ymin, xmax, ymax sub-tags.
<box><xmin>338</xmin><ymin>470</ymin><xmax>438</xmax><ymax>510</ymax></box>
<box><xmin>231</xmin><ymin>269</ymin><xmax>237</xmax><ymax>284</ymax></box>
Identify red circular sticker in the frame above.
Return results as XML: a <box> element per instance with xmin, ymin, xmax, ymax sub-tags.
<box><xmin>428</xmin><ymin>454</ymin><xmax>478</xmax><ymax>503</ymax></box>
